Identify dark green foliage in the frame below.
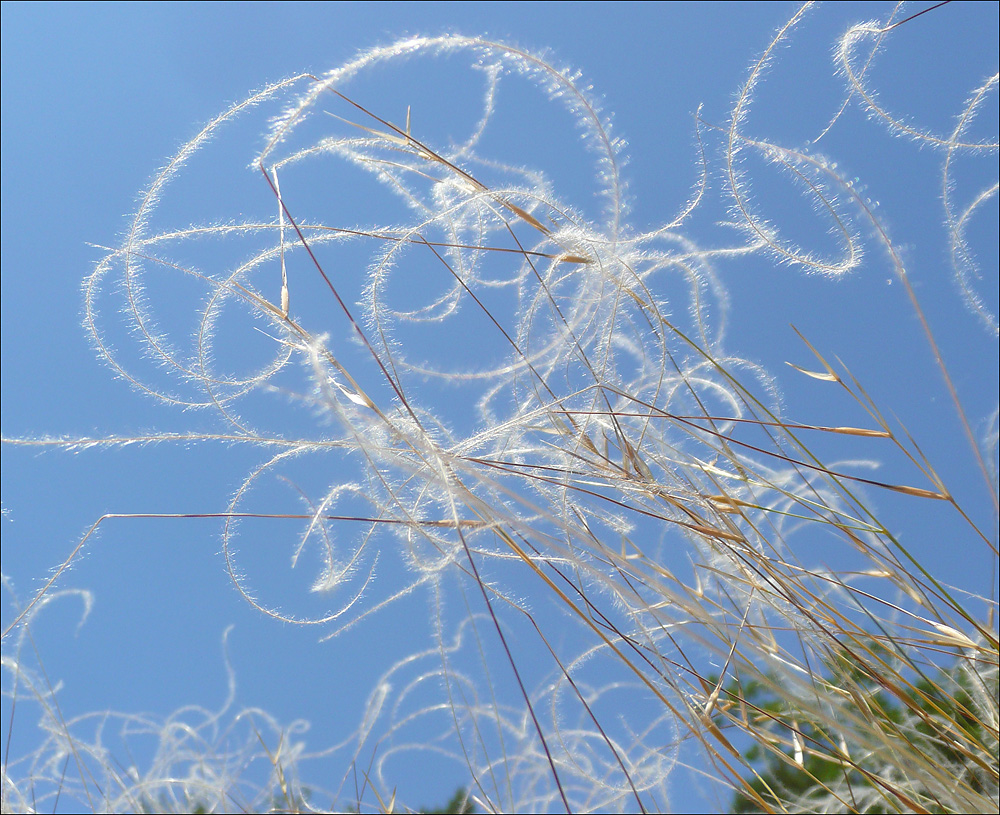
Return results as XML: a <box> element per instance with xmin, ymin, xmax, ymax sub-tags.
<box><xmin>728</xmin><ymin>656</ymin><xmax>997</xmax><ymax>814</ymax></box>
<box><xmin>336</xmin><ymin>786</ymin><xmax>475</xmax><ymax>814</ymax></box>
<box><xmin>420</xmin><ymin>787</ymin><xmax>477</xmax><ymax>814</ymax></box>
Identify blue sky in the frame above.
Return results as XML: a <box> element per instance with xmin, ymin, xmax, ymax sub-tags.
<box><xmin>2</xmin><ymin>2</ymin><xmax>997</xmax><ymax>812</ymax></box>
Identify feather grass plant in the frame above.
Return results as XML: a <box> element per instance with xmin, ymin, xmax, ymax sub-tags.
<box><xmin>3</xmin><ymin>3</ymin><xmax>997</xmax><ymax>812</ymax></box>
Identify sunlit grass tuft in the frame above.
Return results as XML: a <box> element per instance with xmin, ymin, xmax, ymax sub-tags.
<box><xmin>3</xmin><ymin>5</ymin><xmax>997</xmax><ymax>813</ymax></box>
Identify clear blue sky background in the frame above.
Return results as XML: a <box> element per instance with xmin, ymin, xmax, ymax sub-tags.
<box><xmin>2</xmin><ymin>2</ymin><xmax>997</xmax><ymax>812</ymax></box>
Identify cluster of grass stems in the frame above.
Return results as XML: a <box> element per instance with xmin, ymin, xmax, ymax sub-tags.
<box><xmin>3</xmin><ymin>3</ymin><xmax>997</xmax><ymax>813</ymax></box>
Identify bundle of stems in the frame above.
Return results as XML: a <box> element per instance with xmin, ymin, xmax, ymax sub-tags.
<box><xmin>3</xmin><ymin>5</ymin><xmax>997</xmax><ymax>813</ymax></box>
